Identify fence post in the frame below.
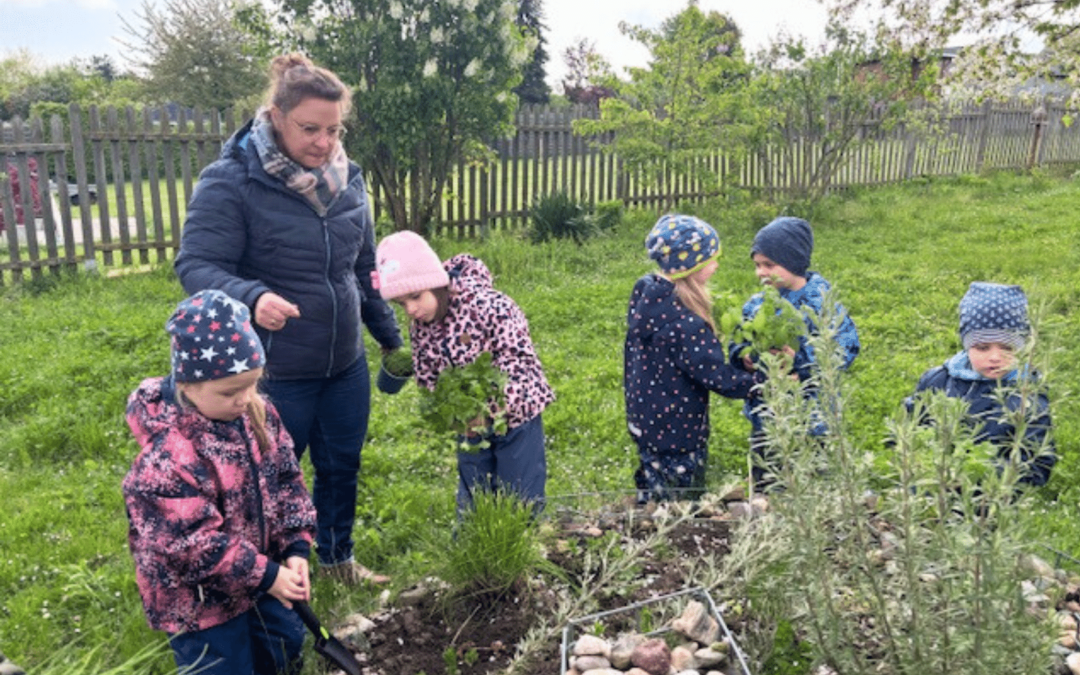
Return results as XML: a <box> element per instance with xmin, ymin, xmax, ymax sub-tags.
<box><xmin>1028</xmin><ymin>105</ymin><xmax>1047</xmax><ymax>170</ymax></box>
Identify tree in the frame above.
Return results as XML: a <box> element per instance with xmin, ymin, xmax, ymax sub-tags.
<box><xmin>573</xmin><ymin>1</ymin><xmax>756</xmax><ymax>206</ymax></box>
<box><xmin>264</xmin><ymin>0</ymin><xmax>532</xmax><ymax>233</ymax></box>
<box><xmin>561</xmin><ymin>38</ymin><xmax>615</xmax><ymax>104</ymax></box>
<box><xmin>513</xmin><ymin>0</ymin><xmax>551</xmax><ymax>104</ymax></box>
<box><xmin>749</xmin><ymin>24</ymin><xmax>938</xmax><ymax>208</ymax></box>
<box><xmin>119</xmin><ymin>0</ymin><xmax>268</xmax><ymax>110</ymax></box>
<box><xmin>824</xmin><ymin>0</ymin><xmax>1080</xmax><ymax>102</ymax></box>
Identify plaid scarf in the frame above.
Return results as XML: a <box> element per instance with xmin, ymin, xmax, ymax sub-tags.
<box><xmin>250</xmin><ymin>108</ymin><xmax>349</xmax><ymax>216</ymax></box>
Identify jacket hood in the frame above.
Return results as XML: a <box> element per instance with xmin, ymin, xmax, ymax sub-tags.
<box><xmin>446</xmin><ymin>254</ymin><xmax>494</xmax><ymax>303</ymax></box>
<box><xmin>127</xmin><ymin>376</ymin><xmax>216</xmax><ymax>446</ymax></box>
<box><xmin>628</xmin><ymin>274</ymin><xmax>683</xmax><ymax>341</ymax></box>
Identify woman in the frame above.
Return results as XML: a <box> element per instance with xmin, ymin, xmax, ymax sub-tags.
<box><xmin>175</xmin><ymin>53</ymin><xmax>400</xmax><ymax>586</ymax></box>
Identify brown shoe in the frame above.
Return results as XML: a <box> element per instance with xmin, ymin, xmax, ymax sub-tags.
<box><xmin>321</xmin><ymin>560</ymin><xmax>390</xmax><ymax>586</ymax></box>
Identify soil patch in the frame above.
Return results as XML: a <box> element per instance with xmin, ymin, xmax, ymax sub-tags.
<box><xmin>358</xmin><ymin>507</ymin><xmax>735</xmax><ymax>675</ymax></box>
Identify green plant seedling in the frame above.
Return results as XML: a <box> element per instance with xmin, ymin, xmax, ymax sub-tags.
<box><xmin>463</xmin><ymin>648</ymin><xmax>479</xmax><ymax>666</ymax></box>
<box><xmin>382</xmin><ymin>348</ymin><xmax>414</xmax><ymax>377</ymax></box>
<box><xmin>443</xmin><ymin>646</ymin><xmax>459</xmax><ymax>675</ymax></box>
<box><xmin>419</xmin><ymin>352</ymin><xmax>508</xmax><ymax>452</ymax></box>
<box><xmin>719</xmin><ymin>285</ymin><xmax>806</xmax><ymax>358</ymax></box>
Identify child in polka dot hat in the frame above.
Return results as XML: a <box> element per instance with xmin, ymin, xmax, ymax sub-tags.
<box><xmin>123</xmin><ymin>289</ymin><xmax>317</xmax><ymax>673</ymax></box>
<box><xmin>905</xmin><ymin>282</ymin><xmax>1055</xmax><ymax>487</ymax></box>
<box><xmin>625</xmin><ymin>214</ymin><xmax>764</xmax><ymax>503</ymax></box>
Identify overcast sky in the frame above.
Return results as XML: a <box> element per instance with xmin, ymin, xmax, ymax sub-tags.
<box><xmin>0</xmin><ymin>0</ymin><xmax>831</xmax><ymax>89</ymax></box>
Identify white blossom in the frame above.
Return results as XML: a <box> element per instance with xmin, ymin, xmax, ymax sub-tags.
<box><xmin>388</xmin><ymin>0</ymin><xmax>403</xmax><ymax>20</ymax></box>
<box><xmin>431</xmin><ymin>26</ymin><xmax>444</xmax><ymax>44</ymax></box>
<box><xmin>462</xmin><ymin>0</ymin><xmax>478</xmax><ymax>11</ymax></box>
<box><xmin>464</xmin><ymin>59</ymin><xmax>481</xmax><ymax>78</ymax></box>
<box><xmin>423</xmin><ymin>59</ymin><xmax>439</xmax><ymax>77</ymax></box>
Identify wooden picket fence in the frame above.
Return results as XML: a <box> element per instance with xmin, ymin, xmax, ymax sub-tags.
<box><xmin>0</xmin><ymin>98</ymin><xmax>1076</xmax><ymax>284</ymax></box>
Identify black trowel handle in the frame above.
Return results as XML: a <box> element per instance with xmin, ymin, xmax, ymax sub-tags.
<box><xmin>294</xmin><ymin>601</ymin><xmax>327</xmax><ymax>638</ymax></box>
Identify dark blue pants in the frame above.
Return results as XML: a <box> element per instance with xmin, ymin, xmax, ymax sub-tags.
<box><xmin>457</xmin><ymin>415</ymin><xmax>546</xmax><ymax>514</ymax></box>
<box><xmin>168</xmin><ymin>595</ymin><xmax>304</xmax><ymax>675</ymax></box>
<box><xmin>264</xmin><ymin>357</ymin><xmax>369</xmax><ymax>566</ymax></box>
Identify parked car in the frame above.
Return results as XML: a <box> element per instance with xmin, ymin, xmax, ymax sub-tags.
<box><xmin>49</xmin><ymin>180</ymin><xmax>98</xmax><ymax>206</ymax></box>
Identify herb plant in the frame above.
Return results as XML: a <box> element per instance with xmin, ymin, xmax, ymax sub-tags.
<box><xmin>382</xmin><ymin>348</ymin><xmax>415</xmax><ymax>377</ymax></box>
<box><xmin>719</xmin><ymin>285</ymin><xmax>806</xmax><ymax>357</ymax></box>
<box><xmin>419</xmin><ymin>352</ymin><xmax>508</xmax><ymax>451</ymax></box>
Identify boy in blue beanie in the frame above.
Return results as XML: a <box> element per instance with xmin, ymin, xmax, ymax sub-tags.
<box><xmin>904</xmin><ymin>282</ymin><xmax>1056</xmax><ymax>488</ymax></box>
<box><xmin>730</xmin><ymin>217</ymin><xmax>860</xmax><ymax>490</ymax></box>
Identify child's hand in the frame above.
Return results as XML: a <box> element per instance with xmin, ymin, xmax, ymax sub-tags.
<box><xmin>269</xmin><ymin>557</ymin><xmax>310</xmax><ymax>608</ymax></box>
<box><xmin>742</xmin><ymin>354</ymin><xmax>756</xmax><ymax>372</ymax></box>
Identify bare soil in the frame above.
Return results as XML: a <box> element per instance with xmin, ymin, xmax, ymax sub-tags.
<box><xmin>358</xmin><ymin>506</ymin><xmax>735</xmax><ymax>675</ymax></box>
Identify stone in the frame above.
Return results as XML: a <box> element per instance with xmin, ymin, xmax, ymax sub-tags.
<box><xmin>720</xmin><ymin>486</ymin><xmax>746</xmax><ymax>502</ymax></box>
<box><xmin>573</xmin><ymin>655</ymin><xmax>612</xmax><ymax>671</ymax></box>
<box><xmin>726</xmin><ymin>501</ymin><xmax>754</xmax><ymax>521</ymax></box>
<box><xmin>694</xmin><ymin>647</ymin><xmax>728</xmax><ymax>668</ymax></box>
<box><xmin>1059</xmin><ymin>612</ymin><xmax>1078</xmax><ymax>632</ymax></box>
<box><xmin>573</xmin><ymin>634</ymin><xmax>611</xmax><ymax>658</ymax></box>
<box><xmin>749</xmin><ymin>496</ymin><xmax>770</xmax><ymax>516</ymax></box>
<box><xmin>579</xmin><ymin>670</ymin><xmax>622</xmax><ymax>675</ymax></box>
<box><xmin>1019</xmin><ymin>553</ymin><xmax>1056</xmax><ymax>579</ymax></box>
<box><xmin>1058</xmin><ymin>632</ymin><xmax>1078</xmax><ymax>649</ymax></box>
<box><xmin>630</xmin><ymin>638</ymin><xmax>672</xmax><ymax>675</ymax></box>
<box><xmin>626</xmin><ymin>669</ymin><xmax>653</xmax><ymax>675</ymax></box>
<box><xmin>672</xmin><ymin>600</ymin><xmax>721</xmax><ymax>645</ymax></box>
<box><xmin>1067</xmin><ymin>651</ymin><xmax>1080</xmax><ymax>675</ymax></box>
<box><xmin>671</xmin><ymin>646</ymin><xmax>697</xmax><ymax>672</ymax></box>
<box><xmin>0</xmin><ymin>662</ymin><xmax>25</xmax><ymax>675</ymax></box>
<box><xmin>611</xmin><ymin>634</ymin><xmax>646</xmax><ymax>669</ymax></box>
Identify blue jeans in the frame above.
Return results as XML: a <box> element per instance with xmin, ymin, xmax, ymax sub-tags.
<box><xmin>169</xmin><ymin>594</ymin><xmax>304</xmax><ymax>675</ymax></box>
<box><xmin>263</xmin><ymin>357</ymin><xmax>369</xmax><ymax>566</ymax></box>
<box><xmin>457</xmin><ymin>415</ymin><xmax>546</xmax><ymax>514</ymax></box>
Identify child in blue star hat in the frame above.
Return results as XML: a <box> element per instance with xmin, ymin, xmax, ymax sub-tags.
<box><xmin>624</xmin><ymin>214</ymin><xmax>765</xmax><ymax>503</ymax></box>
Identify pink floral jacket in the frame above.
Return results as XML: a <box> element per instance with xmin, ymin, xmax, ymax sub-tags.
<box><xmin>122</xmin><ymin>376</ymin><xmax>316</xmax><ymax>633</ymax></box>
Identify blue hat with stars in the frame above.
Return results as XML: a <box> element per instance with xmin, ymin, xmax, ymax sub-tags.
<box><xmin>166</xmin><ymin>290</ymin><xmax>265</xmax><ymax>382</ymax></box>
<box><xmin>959</xmin><ymin>282</ymin><xmax>1029</xmax><ymax>350</ymax></box>
<box><xmin>645</xmin><ymin>214</ymin><xmax>721</xmax><ymax>279</ymax></box>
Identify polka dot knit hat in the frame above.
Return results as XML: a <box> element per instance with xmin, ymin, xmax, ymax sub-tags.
<box><xmin>166</xmin><ymin>290</ymin><xmax>265</xmax><ymax>382</ymax></box>
<box><xmin>958</xmin><ymin>281</ymin><xmax>1029</xmax><ymax>350</ymax></box>
<box><xmin>645</xmin><ymin>214</ymin><xmax>721</xmax><ymax>279</ymax></box>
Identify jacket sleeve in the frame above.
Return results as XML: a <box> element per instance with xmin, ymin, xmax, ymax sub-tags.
<box><xmin>903</xmin><ymin>366</ymin><xmax>944</xmax><ymax>419</ymax></box>
<box><xmin>483</xmin><ymin>292</ymin><xmax>552</xmax><ymax>419</ymax></box>
<box><xmin>353</xmin><ymin>174</ymin><xmax>402</xmax><ymax>350</ymax></box>
<box><xmin>728</xmin><ymin>295</ymin><xmax>760</xmax><ymax>369</ymax></box>
<box><xmin>666</xmin><ymin>318</ymin><xmax>763</xmax><ymax>400</ymax></box>
<box><xmin>173</xmin><ymin>161</ymin><xmax>271</xmax><ymax>309</ymax></box>
<box><xmin>123</xmin><ymin>437</ymin><xmax>268</xmax><ymax>597</ymax></box>
<box><xmin>1013</xmin><ymin>389</ymin><xmax>1056</xmax><ymax>487</ymax></box>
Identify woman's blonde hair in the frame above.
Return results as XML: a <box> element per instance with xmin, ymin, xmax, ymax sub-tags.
<box><xmin>264</xmin><ymin>52</ymin><xmax>351</xmax><ymax>116</ymax></box>
<box><xmin>672</xmin><ymin>275</ymin><xmax>717</xmax><ymax>334</ymax></box>
<box><xmin>176</xmin><ymin>384</ymin><xmax>273</xmax><ymax>454</ymax></box>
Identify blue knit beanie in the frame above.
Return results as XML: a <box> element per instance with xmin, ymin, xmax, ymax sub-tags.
<box><xmin>645</xmin><ymin>214</ymin><xmax>721</xmax><ymax>279</ymax></box>
<box><xmin>167</xmin><ymin>290</ymin><xmax>266</xmax><ymax>382</ymax></box>
<box><xmin>751</xmin><ymin>217</ymin><xmax>814</xmax><ymax>278</ymax></box>
<box><xmin>958</xmin><ymin>282</ymin><xmax>1029</xmax><ymax>350</ymax></box>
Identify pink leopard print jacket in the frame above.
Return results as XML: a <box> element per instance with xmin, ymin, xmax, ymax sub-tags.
<box><xmin>411</xmin><ymin>254</ymin><xmax>554</xmax><ymax>429</ymax></box>
<box><xmin>123</xmin><ymin>376</ymin><xmax>316</xmax><ymax>633</ymax></box>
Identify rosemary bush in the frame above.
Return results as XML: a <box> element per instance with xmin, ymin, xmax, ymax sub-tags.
<box><xmin>748</xmin><ymin>291</ymin><xmax>1054</xmax><ymax>675</ymax></box>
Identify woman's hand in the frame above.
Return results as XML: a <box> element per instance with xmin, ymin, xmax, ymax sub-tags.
<box><xmin>268</xmin><ymin>556</ymin><xmax>310</xmax><ymax>608</ymax></box>
<box><xmin>255</xmin><ymin>293</ymin><xmax>301</xmax><ymax>331</ymax></box>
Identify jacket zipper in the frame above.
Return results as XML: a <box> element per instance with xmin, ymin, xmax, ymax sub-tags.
<box><xmin>323</xmin><ymin>216</ymin><xmax>337</xmax><ymax>377</ymax></box>
<box><xmin>242</xmin><ymin>423</ymin><xmax>268</xmax><ymax>553</ymax></box>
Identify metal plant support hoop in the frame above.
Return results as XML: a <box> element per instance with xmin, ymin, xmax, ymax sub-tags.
<box><xmin>560</xmin><ymin>586</ymin><xmax>752</xmax><ymax>675</ymax></box>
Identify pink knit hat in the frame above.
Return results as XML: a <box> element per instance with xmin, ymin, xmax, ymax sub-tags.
<box><xmin>375</xmin><ymin>231</ymin><xmax>450</xmax><ymax>300</ymax></box>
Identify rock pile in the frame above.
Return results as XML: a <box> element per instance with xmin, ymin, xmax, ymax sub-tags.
<box><xmin>565</xmin><ymin>600</ymin><xmax>745</xmax><ymax>675</ymax></box>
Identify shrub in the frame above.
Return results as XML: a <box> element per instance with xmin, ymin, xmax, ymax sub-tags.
<box><xmin>594</xmin><ymin>199</ymin><xmax>625</xmax><ymax>231</ymax></box>
<box><xmin>528</xmin><ymin>191</ymin><xmax>596</xmax><ymax>243</ymax></box>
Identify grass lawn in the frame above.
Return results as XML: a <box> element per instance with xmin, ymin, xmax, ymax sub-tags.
<box><xmin>1</xmin><ymin>168</ymin><xmax>1078</xmax><ymax>672</ymax></box>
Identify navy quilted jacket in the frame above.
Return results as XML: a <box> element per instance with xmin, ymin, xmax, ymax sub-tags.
<box><xmin>905</xmin><ymin>351</ymin><xmax>1056</xmax><ymax>487</ymax></box>
<box><xmin>175</xmin><ymin>120</ymin><xmax>401</xmax><ymax>380</ymax></box>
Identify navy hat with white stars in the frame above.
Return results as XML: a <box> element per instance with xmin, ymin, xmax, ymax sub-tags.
<box><xmin>166</xmin><ymin>290</ymin><xmax>265</xmax><ymax>382</ymax></box>
<box><xmin>959</xmin><ymin>282</ymin><xmax>1029</xmax><ymax>350</ymax></box>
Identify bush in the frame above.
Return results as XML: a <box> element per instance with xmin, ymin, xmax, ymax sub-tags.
<box><xmin>528</xmin><ymin>191</ymin><xmax>596</xmax><ymax>243</ymax></box>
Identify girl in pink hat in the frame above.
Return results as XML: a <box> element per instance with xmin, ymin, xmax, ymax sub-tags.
<box><xmin>376</xmin><ymin>231</ymin><xmax>554</xmax><ymax>513</ymax></box>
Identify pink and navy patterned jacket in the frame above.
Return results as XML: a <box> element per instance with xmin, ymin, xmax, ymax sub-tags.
<box><xmin>411</xmin><ymin>254</ymin><xmax>554</xmax><ymax>429</ymax></box>
<box><xmin>122</xmin><ymin>376</ymin><xmax>316</xmax><ymax>634</ymax></box>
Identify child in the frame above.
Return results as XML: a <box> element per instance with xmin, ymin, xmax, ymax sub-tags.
<box><xmin>375</xmin><ymin>231</ymin><xmax>555</xmax><ymax>514</ymax></box>
<box><xmin>730</xmin><ymin>216</ymin><xmax>860</xmax><ymax>488</ymax></box>
<box><xmin>123</xmin><ymin>290</ymin><xmax>317</xmax><ymax>675</ymax></box>
<box><xmin>625</xmin><ymin>214</ymin><xmax>765</xmax><ymax>503</ymax></box>
<box><xmin>904</xmin><ymin>282</ymin><xmax>1056</xmax><ymax>487</ymax></box>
